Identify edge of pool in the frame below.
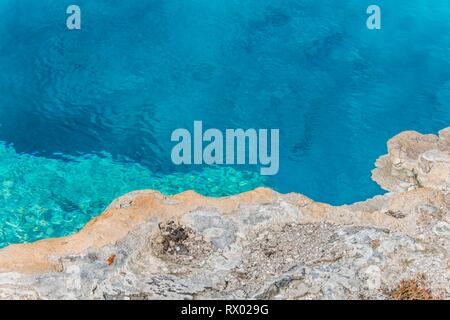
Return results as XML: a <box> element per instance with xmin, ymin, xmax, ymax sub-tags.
<box><xmin>0</xmin><ymin>127</ymin><xmax>449</xmax><ymax>299</ymax></box>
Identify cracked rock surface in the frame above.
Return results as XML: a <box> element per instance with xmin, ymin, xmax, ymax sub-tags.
<box><xmin>0</xmin><ymin>128</ymin><xmax>449</xmax><ymax>300</ymax></box>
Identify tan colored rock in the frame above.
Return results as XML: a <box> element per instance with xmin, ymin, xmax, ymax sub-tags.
<box><xmin>373</xmin><ymin>129</ymin><xmax>450</xmax><ymax>193</ymax></box>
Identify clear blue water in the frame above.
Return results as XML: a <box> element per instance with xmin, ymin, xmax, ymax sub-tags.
<box><xmin>0</xmin><ymin>0</ymin><xmax>449</xmax><ymax>248</ymax></box>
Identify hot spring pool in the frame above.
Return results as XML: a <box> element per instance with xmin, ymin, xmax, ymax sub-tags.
<box><xmin>1</xmin><ymin>0</ymin><xmax>450</xmax><ymax>248</ymax></box>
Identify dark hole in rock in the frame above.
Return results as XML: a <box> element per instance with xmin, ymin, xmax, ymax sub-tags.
<box><xmin>158</xmin><ymin>221</ymin><xmax>190</xmax><ymax>255</ymax></box>
<box><xmin>152</xmin><ymin>221</ymin><xmax>214</xmax><ymax>266</ymax></box>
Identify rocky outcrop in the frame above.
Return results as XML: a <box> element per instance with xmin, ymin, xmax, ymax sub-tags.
<box><xmin>372</xmin><ymin>127</ymin><xmax>450</xmax><ymax>193</ymax></box>
<box><xmin>0</xmin><ymin>129</ymin><xmax>449</xmax><ymax>300</ymax></box>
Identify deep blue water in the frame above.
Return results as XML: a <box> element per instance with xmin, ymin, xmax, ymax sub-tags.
<box><xmin>0</xmin><ymin>0</ymin><xmax>449</xmax><ymax>247</ymax></box>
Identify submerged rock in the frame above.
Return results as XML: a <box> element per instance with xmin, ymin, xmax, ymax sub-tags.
<box><xmin>0</xmin><ymin>128</ymin><xmax>449</xmax><ymax>300</ymax></box>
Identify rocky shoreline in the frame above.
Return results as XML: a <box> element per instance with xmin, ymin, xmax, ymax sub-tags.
<box><xmin>0</xmin><ymin>128</ymin><xmax>449</xmax><ymax>300</ymax></box>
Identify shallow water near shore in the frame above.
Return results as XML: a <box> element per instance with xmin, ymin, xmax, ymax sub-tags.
<box><xmin>0</xmin><ymin>0</ymin><xmax>450</xmax><ymax>247</ymax></box>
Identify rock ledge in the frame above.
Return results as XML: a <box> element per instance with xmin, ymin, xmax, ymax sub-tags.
<box><xmin>0</xmin><ymin>128</ymin><xmax>449</xmax><ymax>300</ymax></box>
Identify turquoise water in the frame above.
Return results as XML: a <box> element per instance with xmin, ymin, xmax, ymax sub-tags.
<box><xmin>0</xmin><ymin>142</ymin><xmax>265</xmax><ymax>247</ymax></box>
<box><xmin>0</xmin><ymin>0</ymin><xmax>450</xmax><ymax>247</ymax></box>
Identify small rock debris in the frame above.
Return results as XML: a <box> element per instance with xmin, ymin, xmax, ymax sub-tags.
<box><xmin>107</xmin><ymin>254</ymin><xmax>116</xmax><ymax>266</ymax></box>
<box><xmin>384</xmin><ymin>210</ymin><xmax>406</xmax><ymax>219</ymax></box>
